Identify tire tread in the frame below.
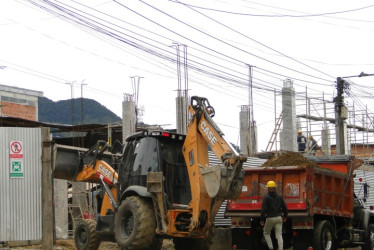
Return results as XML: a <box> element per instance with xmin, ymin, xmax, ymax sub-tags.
<box><xmin>115</xmin><ymin>196</ymin><xmax>157</xmax><ymax>249</ymax></box>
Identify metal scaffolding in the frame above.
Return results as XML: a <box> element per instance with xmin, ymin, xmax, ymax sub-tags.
<box><xmin>270</xmin><ymin>85</ymin><xmax>374</xmax><ymax>158</ymax></box>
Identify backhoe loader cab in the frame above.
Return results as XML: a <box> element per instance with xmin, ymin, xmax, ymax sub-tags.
<box><xmin>118</xmin><ymin>131</ymin><xmax>191</xmax><ymax>210</ymax></box>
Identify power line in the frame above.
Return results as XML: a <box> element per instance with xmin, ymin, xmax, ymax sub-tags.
<box><xmin>135</xmin><ymin>0</ymin><xmax>334</xmax><ymax>84</ymax></box>
<box><xmin>170</xmin><ymin>1</ymin><xmax>374</xmax><ymax>18</ymax></box>
<box><xmin>25</xmin><ymin>0</ymin><xmax>335</xmax><ymax>106</ymax></box>
<box><xmin>28</xmin><ymin>0</ymin><xmax>333</xmax><ymax>94</ymax></box>
<box><xmin>170</xmin><ymin>0</ymin><xmax>335</xmax><ymax>81</ymax></box>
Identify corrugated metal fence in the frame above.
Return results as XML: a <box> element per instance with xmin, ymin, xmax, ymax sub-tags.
<box><xmin>0</xmin><ymin>127</ymin><xmax>42</xmax><ymax>242</ymax></box>
<box><xmin>354</xmin><ymin>170</ymin><xmax>374</xmax><ymax>208</ymax></box>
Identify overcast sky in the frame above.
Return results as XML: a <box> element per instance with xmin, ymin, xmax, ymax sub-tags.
<box><xmin>0</xmin><ymin>0</ymin><xmax>373</xmax><ymax>150</ymax></box>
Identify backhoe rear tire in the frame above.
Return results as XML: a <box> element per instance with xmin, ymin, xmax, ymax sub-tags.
<box><xmin>74</xmin><ymin>219</ymin><xmax>101</xmax><ymax>250</ymax></box>
<box><xmin>114</xmin><ymin>196</ymin><xmax>157</xmax><ymax>250</ymax></box>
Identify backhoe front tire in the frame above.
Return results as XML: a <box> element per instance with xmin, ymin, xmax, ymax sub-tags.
<box><xmin>74</xmin><ymin>219</ymin><xmax>101</xmax><ymax>250</ymax></box>
<box><xmin>114</xmin><ymin>196</ymin><xmax>157</xmax><ymax>250</ymax></box>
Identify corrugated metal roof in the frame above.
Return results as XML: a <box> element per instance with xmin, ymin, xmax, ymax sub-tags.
<box><xmin>0</xmin><ymin>127</ymin><xmax>42</xmax><ymax>241</ymax></box>
<box><xmin>208</xmin><ymin>151</ymin><xmax>267</xmax><ymax>168</ymax></box>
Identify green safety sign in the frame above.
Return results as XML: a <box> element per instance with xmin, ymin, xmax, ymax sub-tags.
<box><xmin>9</xmin><ymin>141</ymin><xmax>24</xmax><ymax>178</ymax></box>
<box><xmin>10</xmin><ymin>159</ymin><xmax>24</xmax><ymax>178</ymax></box>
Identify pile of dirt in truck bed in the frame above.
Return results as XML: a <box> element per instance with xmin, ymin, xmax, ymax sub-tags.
<box><xmin>263</xmin><ymin>151</ymin><xmax>319</xmax><ymax>168</ymax></box>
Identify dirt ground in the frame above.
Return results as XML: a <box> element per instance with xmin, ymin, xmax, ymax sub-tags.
<box><xmin>7</xmin><ymin>239</ymin><xmax>175</xmax><ymax>250</ymax></box>
<box><xmin>5</xmin><ymin>239</ymin><xmax>362</xmax><ymax>249</ymax></box>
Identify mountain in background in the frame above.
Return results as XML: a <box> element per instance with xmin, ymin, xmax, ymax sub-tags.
<box><xmin>38</xmin><ymin>97</ymin><xmax>121</xmax><ymax>124</ymax></box>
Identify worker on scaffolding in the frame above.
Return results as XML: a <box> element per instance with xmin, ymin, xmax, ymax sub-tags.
<box><xmin>297</xmin><ymin>130</ymin><xmax>306</xmax><ymax>152</ymax></box>
<box><xmin>308</xmin><ymin>136</ymin><xmax>318</xmax><ymax>155</ymax></box>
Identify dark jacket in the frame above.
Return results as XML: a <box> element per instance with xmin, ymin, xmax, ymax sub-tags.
<box><xmin>261</xmin><ymin>191</ymin><xmax>288</xmax><ymax>221</ymax></box>
<box><xmin>297</xmin><ymin>135</ymin><xmax>306</xmax><ymax>151</ymax></box>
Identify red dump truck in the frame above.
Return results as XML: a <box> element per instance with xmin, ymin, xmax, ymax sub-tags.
<box><xmin>226</xmin><ymin>153</ymin><xmax>374</xmax><ymax>250</ymax></box>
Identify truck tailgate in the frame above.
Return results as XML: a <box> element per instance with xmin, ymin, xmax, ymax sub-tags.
<box><xmin>227</xmin><ymin>165</ymin><xmax>353</xmax><ymax>218</ymax></box>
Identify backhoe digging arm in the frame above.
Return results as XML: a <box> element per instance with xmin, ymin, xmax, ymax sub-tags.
<box><xmin>183</xmin><ymin>96</ymin><xmax>247</xmax><ymax>234</ymax></box>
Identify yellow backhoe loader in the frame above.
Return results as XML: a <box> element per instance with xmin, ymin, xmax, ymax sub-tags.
<box><xmin>54</xmin><ymin>96</ymin><xmax>247</xmax><ymax>249</ymax></box>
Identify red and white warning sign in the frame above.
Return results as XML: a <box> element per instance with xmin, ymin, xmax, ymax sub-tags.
<box><xmin>10</xmin><ymin>141</ymin><xmax>23</xmax><ymax>159</ymax></box>
<box><xmin>9</xmin><ymin>141</ymin><xmax>24</xmax><ymax>178</ymax></box>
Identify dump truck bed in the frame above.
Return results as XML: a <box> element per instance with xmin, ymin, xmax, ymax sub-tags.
<box><xmin>227</xmin><ymin>164</ymin><xmax>354</xmax><ymax>218</ymax></box>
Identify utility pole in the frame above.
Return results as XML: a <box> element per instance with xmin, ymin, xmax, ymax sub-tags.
<box><xmin>80</xmin><ymin>80</ymin><xmax>87</xmax><ymax>147</ymax></box>
<box><xmin>246</xmin><ymin>64</ymin><xmax>257</xmax><ymax>156</ymax></box>
<box><xmin>333</xmin><ymin>77</ymin><xmax>349</xmax><ymax>155</ymax></box>
<box><xmin>130</xmin><ymin>76</ymin><xmax>143</xmax><ymax>125</ymax></box>
<box><xmin>66</xmin><ymin>81</ymin><xmax>76</xmax><ymax>125</ymax></box>
<box><xmin>80</xmin><ymin>80</ymin><xmax>87</xmax><ymax>125</ymax></box>
<box><xmin>172</xmin><ymin>43</ymin><xmax>189</xmax><ymax>134</ymax></box>
<box><xmin>335</xmin><ymin>72</ymin><xmax>374</xmax><ymax>155</ymax></box>
<box><xmin>66</xmin><ymin>81</ymin><xmax>76</xmax><ymax>145</ymax></box>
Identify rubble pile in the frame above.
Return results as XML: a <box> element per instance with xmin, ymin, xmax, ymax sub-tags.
<box><xmin>263</xmin><ymin>151</ymin><xmax>319</xmax><ymax>168</ymax></box>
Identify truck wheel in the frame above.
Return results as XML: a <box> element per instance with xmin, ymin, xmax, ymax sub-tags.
<box><xmin>362</xmin><ymin>224</ymin><xmax>374</xmax><ymax>250</ymax></box>
<box><xmin>114</xmin><ymin>196</ymin><xmax>157</xmax><ymax>249</ymax></box>
<box><xmin>74</xmin><ymin>219</ymin><xmax>101</xmax><ymax>250</ymax></box>
<box><xmin>313</xmin><ymin>220</ymin><xmax>336</xmax><ymax>250</ymax></box>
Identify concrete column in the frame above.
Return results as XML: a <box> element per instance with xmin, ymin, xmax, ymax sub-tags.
<box><xmin>122</xmin><ymin>95</ymin><xmax>136</xmax><ymax>143</ymax></box>
<box><xmin>176</xmin><ymin>96</ymin><xmax>188</xmax><ymax>134</ymax></box>
<box><xmin>42</xmin><ymin>127</ymin><xmax>53</xmax><ymax>249</ymax></box>
<box><xmin>321</xmin><ymin>127</ymin><xmax>331</xmax><ymax>155</ymax></box>
<box><xmin>280</xmin><ymin>79</ymin><xmax>297</xmax><ymax>152</ymax></box>
<box><xmin>54</xmin><ymin>179</ymin><xmax>68</xmax><ymax>239</ymax></box>
<box><xmin>239</xmin><ymin>106</ymin><xmax>249</xmax><ymax>155</ymax></box>
<box><xmin>251</xmin><ymin>124</ymin><xmax>258</xmax><ymax>155</ymax></box>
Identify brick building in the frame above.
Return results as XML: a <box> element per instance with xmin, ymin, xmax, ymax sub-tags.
<box><xmin>0</xmin><ymin>84</ymin><xmax>43</xmax><ymax>121</ymax></box>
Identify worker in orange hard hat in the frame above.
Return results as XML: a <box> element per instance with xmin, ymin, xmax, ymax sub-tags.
<box><xmin>260</xmin><ymin>181</ymin><xmax>288</xmax><ymax>250</ymax></box>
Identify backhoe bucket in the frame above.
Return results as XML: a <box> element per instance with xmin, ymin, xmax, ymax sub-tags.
<box><xmin>200</xmin><ymin>165</ymin><xmax>244</xmax><ymax>200</ymax></box>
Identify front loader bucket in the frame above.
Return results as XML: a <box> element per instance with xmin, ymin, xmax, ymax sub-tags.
<box><xmin>53</xmin><ymin>144</ymin><xmax>118</xmax><ymax>181</ymax></box>
<box><xmin>200</xmin><ymin>165</ymin><xmax>244</xmax><ymax>200</ymax></box>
